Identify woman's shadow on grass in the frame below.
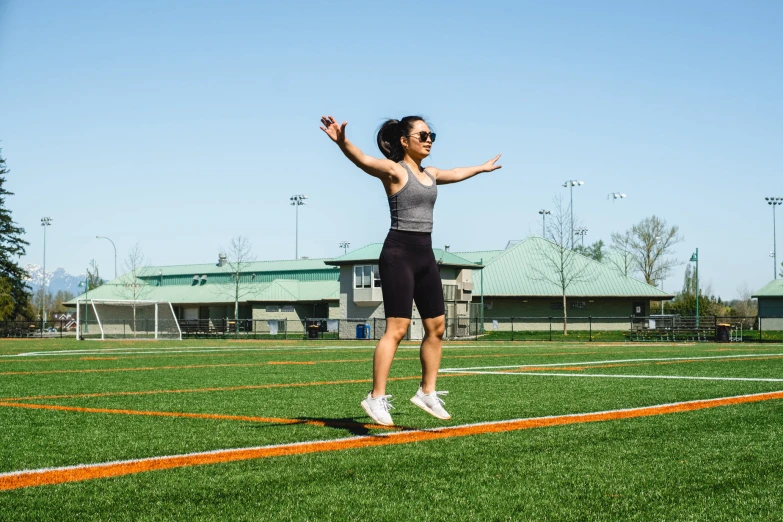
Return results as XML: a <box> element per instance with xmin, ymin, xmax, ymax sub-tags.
<box><xmin>245</xmin><ymin>415</ymin><xmax>415</xmax><ymax>436</ymax></box>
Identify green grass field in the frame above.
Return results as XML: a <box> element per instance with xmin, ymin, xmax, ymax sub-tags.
<box><xmin>1</xmin><ymin>338</ymin><xmax>783</xmax><ymax>521</ymax></box>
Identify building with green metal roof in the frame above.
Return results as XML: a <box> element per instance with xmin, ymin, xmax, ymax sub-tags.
<box><xmin>752</xmin><ymin>279</ymin><xmax>783</xmax><ymax>330</ymax></box>
<box><xmin>455</xmin><ymin>237</ymin><xmax>673</xmax><ymax>331</ymax></box>
<box><xmin>67</xmin><ymin>254</ymin><xmax>341</xmax><ymax>334</ymax></box>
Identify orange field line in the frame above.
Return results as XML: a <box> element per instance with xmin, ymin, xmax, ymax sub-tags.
<box><xmin>0</xmin><ymin>401</ymin><xmax>400</xmax><ymax>431</ymax></box>
<box><xmin>0</xmin><ymin>373</ymin><xmax>469</xmax><ymax>402</ymax></box>
<box><xmin>2</xmin><ymin>389</ymin><xmax>782</xmax><ymax>491</ymax></box>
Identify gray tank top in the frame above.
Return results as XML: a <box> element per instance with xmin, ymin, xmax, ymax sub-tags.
<box><xmin>388</xmin><ymin>161</ymin><xmax>437</xmax><ymax>233</ymax></box>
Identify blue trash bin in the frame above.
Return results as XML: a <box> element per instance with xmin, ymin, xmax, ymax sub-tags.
<box><xmin>356</xmin><ymin>324</ymin><xmax>365</xmax><ymax>339</ymax></box>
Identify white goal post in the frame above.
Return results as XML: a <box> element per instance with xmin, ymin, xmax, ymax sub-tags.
<box><xmin>76</xmin><ymin>299</ymin><xmax>182</xmax><ymax>340</ymax></box>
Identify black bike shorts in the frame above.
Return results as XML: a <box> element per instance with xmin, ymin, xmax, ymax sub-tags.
<box><xmin>379</xmin><ymin>229</ymin><xmax>445</xmax><ymax>320</ymax></box>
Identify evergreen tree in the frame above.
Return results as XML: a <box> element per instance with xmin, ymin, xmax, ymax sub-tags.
<box><xmin>0</xmin><ymin>149</ymin><xmax>31</xmax><ymax>319</ymax></box>
<box><xmin>86</xmin><ymin>259</ymin><xmax>105</xmax><ymax>290</ymax></box>
<box><xmin>574</xmin><ymin>239</ymin><xmax>605</xmax><ymax>262</ymax></box>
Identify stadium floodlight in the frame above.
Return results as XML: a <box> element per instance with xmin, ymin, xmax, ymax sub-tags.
<box><xmin>607</xmin><ymin>192</ymin><xmax>626</xmax><ymax>203</ymax></box>
<box><xmin>538</xmin><ymin>209</ymin><xmax>551</xmax><ymax>238</ymax></box>
<box><xmin>562</xmin><ymin>181</ymin><xmax>584</xmax><ymax>248</ymax></box>
<box><xmin>766</xmin><ymin>197</ymin><xmax>782</xmax><ymax>279</ymax></box>
<box><xmin>96</xmin><ymin>236</ymin><xmax>117</xmax><ymax>279</ymax></box>
<box><xmin>339</xmin><ymin>241</ymin><xmax>350</xmax><ymax>255</ymax></box>
<box><xmin>574</xmin><ymin>227</ymin><xmax>588</xmax><ymax>247</ymax></box>
<box><xmin>290</xmin><ymin>195</ymin><xmax>308</xmax><ymax>260</ymax></box>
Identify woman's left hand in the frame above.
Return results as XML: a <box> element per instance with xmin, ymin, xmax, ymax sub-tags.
<box><xmin>483</xmin><ymin>154</ymin><xmax>503</xmax><ymax>172</ymax></box>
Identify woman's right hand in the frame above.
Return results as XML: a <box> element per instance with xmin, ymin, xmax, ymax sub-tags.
<box><xmin>320</xmin><ymin>115</ymin><xmax>347</xmax><ymax>145</ymax></box>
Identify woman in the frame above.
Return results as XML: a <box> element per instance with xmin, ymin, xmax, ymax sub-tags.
<box><xmin>320</xmin><ymin>115</ymin><xmax>501</xmax><ymax>426</ymax></box>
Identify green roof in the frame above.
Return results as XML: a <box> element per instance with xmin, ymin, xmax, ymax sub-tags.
<box><xmin>136</xmin><ymin>258</ymin><xmax>336</xmax><ymax>277</ymax></box>
<box><xmin>472</xmin><ymin>237</ymin><xmax>672</xmax><ymax>298</ymax></box>
<box><xmin>752</xmin><ymin>279</ymin><xmax>783</xmax><ymax>298</ymax></box>
<box><xmin>66</xmin><ymin>279</ymin><xmax>339</xmax><ymax>306</ymax></box>
<box><xmin>325</xmin><ymin>244</ymin><xmax>482</xmax><ymax>268</ymax></box>
<box><xmin>452</xmin><ymin>249</ymin><xmax>505</xmax><ymax>264</ymax></box>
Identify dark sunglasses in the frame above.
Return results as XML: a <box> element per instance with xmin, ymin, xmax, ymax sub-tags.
<box><xmin>407</xmin><ymin>131</ymin><xmax>436</xmax><ymax>143</ymax></box>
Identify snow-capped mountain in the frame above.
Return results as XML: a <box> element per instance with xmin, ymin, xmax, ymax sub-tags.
<box><xmin>23</xmin><ymin>264</ymin><xmax>85</xmax><ymax>295</ymax></box>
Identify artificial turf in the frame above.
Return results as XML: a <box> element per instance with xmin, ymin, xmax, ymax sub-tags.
<box><xmin>1</xmin><ymin>338</ymin><xmax>782</xmax><ymax>520</ymax></box>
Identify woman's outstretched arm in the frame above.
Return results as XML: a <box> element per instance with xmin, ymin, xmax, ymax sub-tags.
<box><xmin>320</xmin><ymin>115</ymin><xmax>398</xmax><ymax>181</ymax></box>
<box><xmin>429</xmin><ymin>154</ymin><xmax>502</xmax><ymax>185</ymax></box>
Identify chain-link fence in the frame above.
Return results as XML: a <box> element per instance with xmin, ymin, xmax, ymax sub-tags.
<box><xmin>4</xmin><ymin>316</ymin><xmax>781</xmax><ymax>342</ymax></box>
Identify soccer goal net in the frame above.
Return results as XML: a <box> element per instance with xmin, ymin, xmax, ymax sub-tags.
<box><xmin>77</xmin><ymin>299</ymin><xmax>182</xmax><ymax>340</ymax></box>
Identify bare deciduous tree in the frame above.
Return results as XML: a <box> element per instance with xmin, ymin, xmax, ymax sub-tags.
<box><xmin>214</xmin><ymin>236</ymin><xmax>257</xmax><ymax>333</ymax></box>
<box><xmin>608</xmin><ymin>230</ymin><xmax>639</xmax><ymax>277</ymax></box>
<box><xmin>531</xmin><ymin>195</ymin><xmax>595</xmax><ymax>335</ymax></box>
<box><xmin>117</xmin><ymin>243</ymin><xmax>153</xmax><ymax>335</ymax></box>
<box><xmin>615</xmin><ymin>216</ymin><xmax>682</xmax><ymax>285</ymax></box>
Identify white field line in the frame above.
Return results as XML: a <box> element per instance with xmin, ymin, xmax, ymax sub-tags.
<box><xmin>443</xmin><ymin>371</ymin><xmax>783</xmax><ymax>382</ymax></box>
<box><xmin>2</xmin><ymin>389</ymin><xmax>782</xmax><ymax>480</ymax></box>
<box><xmin>439</xmin><ymin>353</ymin><xmax>783</xmax><ymax>372</ymax></box>
<box><xmin>0</xmin><ymin>344</ymin><xmax>510</xmax><ymax>358</ymax></box>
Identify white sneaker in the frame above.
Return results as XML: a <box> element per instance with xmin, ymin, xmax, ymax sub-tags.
<box><xmin>410</xmin><ymin>387</ymin><xmax>451</xmax><ymax>420</ymax></box>
<box><xmin>361</xmin><ymin>392</ymin><xmax>395</xmax><ymax>426</ymax></box>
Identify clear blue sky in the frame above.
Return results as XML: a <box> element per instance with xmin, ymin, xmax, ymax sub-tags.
<box><xmin>2</xmin><ymin>0</ymin><xmax>781</xmax><ymax>299</ymax></box>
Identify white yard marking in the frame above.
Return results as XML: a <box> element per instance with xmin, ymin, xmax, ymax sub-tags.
<box><xmin>439</xmin><ymin>353</ymin><xmax>783</xmax><ymax>373</ymax></box>
<box><xmin>445</xmin><ymin>371</ymin><xmax>783</xmax><ymax>382</ymax></box>
<box><xmin>1</xmin><ymin>344</ymin><xmax>506</xmax><ymax>358</ymax></box>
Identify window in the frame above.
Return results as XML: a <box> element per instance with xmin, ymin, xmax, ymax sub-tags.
<box><xmin>571</xmin><ymin>301</ymin><xmax>586</xmax><ymax>309</ymax></box>
<box><xmin>266</xmin><ymin>305</ymin><xmax>279</xmax><ymax>313</ymax></box>
<box><xmin>354</xmin><ymin>265</ymin><xmax>377</xmax><ymax>289</ymax></box>
<box><xmin>373</xmin><ymin>265</ymin><xmax>381</xmax><ymax>287</ymax></box>
<box><xmin>281</xmin><ymin>305</ymin><xmax>295</xmax><ymax>312</ymax></box>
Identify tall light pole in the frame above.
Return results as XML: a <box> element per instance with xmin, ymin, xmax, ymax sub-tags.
<box><xmin>290</xmin><ymin>195</ymin><xmax>307</xmax><ymax>259</ymax></box>
<box><xmin>538</xmin><ymin>209</ymin><xmax>551</xmax><ymax>238</ymax></box>
<box><xmin>562</xmin><ymin>180</ymin><xmax>584</xmax><ymax>248</ymax></box>
<box><xmin>574</xmin><ymin>227</ymin><xmax>588</xmax><ymax>247</ymax></box>
<box><xmin>96</xmin><ymin>236</ymin><xmax>117</xmax><ymax>279</ymax></box>
<box><xmin>40</xmin><ymin>217</ymin><xmax>52</xmax><ymax>326</ymax></box>
<box><xmin>607</xmin><ymin>192</ymin><xmax>626</xmax><ymax>204</ymax></box>
<box><xmin>690</xmin><ymin>248</ymin><xmax>699</xmax><ymax>327</ymax></box>
<box><xmin>656</xmin><ymin>236</ymin><xmax>664</xmax><ymax>315</ymax></box>
<box><xmin>339</xmin><ymin>241</ymin><xmax>350</xmax><ymax>255</ymax></box>
<box><xmin>766</xmin><ymin>197</ymin><xmax>782</xmax><ymax>279</ymax></box>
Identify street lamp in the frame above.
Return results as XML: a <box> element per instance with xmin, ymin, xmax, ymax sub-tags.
<box><xmin>562</xmin><ymin>180</ymin><xmax>584</xmax><ymax>248</ymax></box>
<box><xmin>574</xmin><ymin>227</ymin><xmax>588</xmax><ymax>247</ymax></box>
<box><xmin>78</xmin><ymin>278</ymin><xmax>89</xmax><ymax>339</ymax></box>
<box><xmin>339</xmin><ymin>241</ymin><xmax>350</xmax><ymax>255</ymax></box>
<box><xmin>765</xmin><ymin>197</ymin><xmax>782</xmax><ymax>280</ymax></box>
<box><xmin>690</xmin><ymin>248</ymin><xmax>699</xmax><ymax>327</ymax></box>
<box><xmin>607</xmin><ymin>192</ymin><xmax>626</xmax><ymax>204</ymax></box>
<box><xmin>40</xmin><ymin>217</ymin><xmax>52</xmax><ymax>326</ymax></box>
<box><xmin>538</xmin><ymin>209</ymin><xmax>551</xmax><ymax>238</ymax></box>
<box><xmin>96</xmin><ymin>236</ymin><xmax>117</xmax><ymax>279</ymax></box>
<box><xmin>290</xmin><ymin>195</ymin><xmax>307</xmax><ymax>259</ymax></box>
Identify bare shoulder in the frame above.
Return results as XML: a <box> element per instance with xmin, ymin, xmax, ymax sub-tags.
<box><xmin>423</xmin><ymin>165</ymin><xmax>441</xmax><ymax>178</ymax></box>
